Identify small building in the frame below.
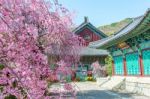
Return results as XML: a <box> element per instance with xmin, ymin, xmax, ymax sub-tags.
<box><xmin>73</xmin><ymin>17</ymin><xmax>109</xmax><ymax>80</ymax></box>
<box><xmin>89</xmin><ymin>9</ymin><xmax>150</xmax><ymax>76</ymax></box>
<box><xmin>73</xmin><ymin>17</ymin><xmax>107</xmax><ymax>46</ymax></box>
<box><xmin>47</xmin><ymin>17</ymin><xmax>109</xmax><ymax>81</ymax></box>
<box><xmin>73</xmin><ymin>17</ymin><xmax>108</xmax><ymax>68</ymax></box>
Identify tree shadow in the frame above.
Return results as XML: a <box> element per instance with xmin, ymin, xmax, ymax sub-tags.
<box><xmin>77</xmin><ymin>90</ymin><xmax>133</xmax><ymax>99</ymax></box>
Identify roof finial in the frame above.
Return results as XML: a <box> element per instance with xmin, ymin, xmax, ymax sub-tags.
<box><xmin>84</xmin><ymin>16</ymin><xmax>89</xmax><ymax>23</ymax></box>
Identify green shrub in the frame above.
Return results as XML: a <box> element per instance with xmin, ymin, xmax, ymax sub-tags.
<box><xmin>0</xmin><ymin>86</ymin><xmax>3</xmax><ymax>92</ymax></box>
<box><xmin>75</xmin><ymin>77</ymin><xmax>80</xmax><ymax>82</ymax></box>
<box><xmin>105</xmin><ymin>55</ymin><xmax>113</xmax><ymax>76</ymax></box>
<box><xmin>85</xmin><ymin>76</ymin><xmax>96</xmax><ymax>81</ymax></box>
<box><xmin>5</xmin><ymin>95</ymin><xmax>17</xmax><ymax>99</ymax></box>
<box><xmin>0</xmin><ymin>64</ymin><xmax>4</xmax><ymax>70</ymax></box>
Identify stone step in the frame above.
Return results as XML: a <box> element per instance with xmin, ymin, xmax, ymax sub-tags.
<box><xmin>100</xmin><ymin>76</ymin><xmax>125</xmax><ymax>90</ymax></box>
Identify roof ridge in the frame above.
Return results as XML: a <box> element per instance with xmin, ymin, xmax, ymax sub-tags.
<box><xmin>72</xmin><ymin>21</ymin><xmax>89</xmax><ymax>33</ymax></box>
<box><xmin>88</xmin><ymin>23</ymin><xmax>108</xmax><ymax>37</ymax></box>
<box><xmin>132</xmin><ymin>15</ymin><xmax>144</xmax><ymax>21</ymax></box>
<box><xmin>114</xmin><ymin>15</ymin><xmax>144</xmax><ymax>35</ymax></box>
<box><xmin>73</xmin><ymin>20</ymin><xmax>107</xmax><ymax>38</ymax></box>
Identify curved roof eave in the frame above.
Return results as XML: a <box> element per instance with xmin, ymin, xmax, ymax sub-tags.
<box><xmin>89</xmin><ymin>8</ymin><xmax>150</xmax><ymax>49</ymax></box>
<box><xmin>80</xmin><ymin>47</ymin><xmax>109</xmax><ymax>56</ymax></box>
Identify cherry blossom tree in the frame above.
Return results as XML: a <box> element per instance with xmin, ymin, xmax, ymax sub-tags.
<box><xmin>0</xmin><ymin>0</ymin><xmax>83</xmax><ymax>98</ymax></box>
<box><xmin>91</xmin><ymin>61</ymin><xmax>106</xmax><ymax>78</ymax></box>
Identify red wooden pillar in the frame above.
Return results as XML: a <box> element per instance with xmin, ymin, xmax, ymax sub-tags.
<box><xmin>112</xmin><ymin>60</ymin><xmax>115</xmax><ymax>76</ymax></box>
<box><xmin>139</xmin><ymin>55</ymin><xmax>144</xmax><ymax>76</ymax></box>
<box><xmin>123</xmin><ymin>58</ymin><xmax>127</xmax><ymax>76</ymax></box>
<box><xmin>137</xmin><ymin>45</ymin><xmax>144</xmax><ymax>77</ymax></box>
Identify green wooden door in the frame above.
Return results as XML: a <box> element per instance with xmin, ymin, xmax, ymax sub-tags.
<box><xmin>142</xmin><ymin>50</ymin><xmax>150</xmax><ymax>75</ymax></box>
<box><xmin>114</xmin><ymin>56</ymin><xmax>124</xmax><ymax>75</ymax></box>
<box><xmin>126</xmin><ymin>53</ymin><xmax>140</xmax><ymax>75</ymax></box>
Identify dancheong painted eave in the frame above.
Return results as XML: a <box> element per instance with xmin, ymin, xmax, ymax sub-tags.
<box><xmin>89</xmin><ymin>8</ymin><xmax>150</xmax><ymax>49</ymax></box>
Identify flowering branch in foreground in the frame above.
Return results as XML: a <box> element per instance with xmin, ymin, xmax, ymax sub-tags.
<box><xmin>0</xmin><ymin>0</ymin><xmax>84</xmax><ymax>98</ymax></box>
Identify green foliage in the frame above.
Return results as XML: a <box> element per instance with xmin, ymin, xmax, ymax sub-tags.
<box><xmin>111</xmin><ymin>23</ymin><xmax>117</xmax><ymax>27</ymax></box>
<box><xmin>98</xmin><ymin>18</ymin><xmax>132</xmax><ymax>36</ymax></box>
<box><xmin>105</xmin><ymin>55</ymin><xmax>113</xmax><ymax>76</ymax></box>
<box><xmin>0</xmin><ymin>64</ymin><xmax>4</xmax><ymax>70</ymax></box>
<box><xmin>0</xmin><ymin>86</ymin><xmax>3</xmax><ymax>92</ymax></box>
<box><xmin>85</xmin><ymin>77</ymin><xmax>96</xmax><ymax>81</ymax></box>
<box><xmin>65</xmin><ymin>76</ymin><xmax>71</xmax><ymax>82</ymax></box>
<box><xmin>75</xmin><ymin>77</ymin><xmax>80</xmax><ymax>82</ymax></box>
<box><xmin>4</xmin><ymin>95</ymin><xmax>17</xmax><ymax>99</ymax></box>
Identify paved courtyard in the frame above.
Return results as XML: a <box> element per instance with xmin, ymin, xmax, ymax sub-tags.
<box><xmin>49</xmin><ymin>82</ymin><xmax>149</xmax><ymax>99</ymax></box>
<box><xmin>75</xmin><ymin>82</ymin><xmax>149</xmax><ymax>99</ymax></box>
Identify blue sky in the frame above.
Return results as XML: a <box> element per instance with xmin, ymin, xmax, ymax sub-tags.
<box><xmin>59</xmin><ymin>0</ymin><xmax>150</xmax><ymax>27</ymax></box>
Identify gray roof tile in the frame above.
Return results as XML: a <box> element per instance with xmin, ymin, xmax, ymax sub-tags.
<box><xmin>80</xmin><ymin>47</ymin><xmax>109</xmax><ymax>56</ymax></box>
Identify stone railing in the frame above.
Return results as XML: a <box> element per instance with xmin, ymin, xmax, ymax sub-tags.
<box><xmin>125</xmin><ymin>81</ymin><xmax>150</xmax><ymax>97</ymax></box>
<box><xmin>96</xmin><ymin>76</ymin><xmax>111</xmax><ymax>86</ymax></box>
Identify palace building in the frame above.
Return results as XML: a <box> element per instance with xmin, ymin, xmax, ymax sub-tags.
<box><xmin>74</xmin><ymin>17</ymin><xmax>108</xmax><ymax>67</ymax></box>
<box><xmin>72</xmin><ymin>17</ymin><xmax>109</xmax><ymax>80</ymax></box>
<box><xmin>89</xmin><ymin>9</ymin><xmax>150</xmax><ymax>76</ymax></box>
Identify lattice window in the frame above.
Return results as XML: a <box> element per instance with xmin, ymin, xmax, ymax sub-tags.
<box><xmin>126</xmin><ymin>53</ymin><xmax>140</xmax><ymax>75</ymax></box>
<box><xmin>114</xmin><ymin>56</ymin><xmax>124</xmax><ymax>75</ymax></box>
<box><xmin>143</xmin><ymin>50</ymin><xmax>150</xmax><ymax>75</ymax></box>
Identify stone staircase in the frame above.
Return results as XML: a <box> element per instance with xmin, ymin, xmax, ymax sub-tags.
<box><xmin>98</xmin><ymin>76</ymin><xmax>150</xmax><ymax>97</ymax></box>
<box><xmin>100</xmin><ymin>76</ymin><xmax>125</xmax><ymax>90</ymax></box>
<box><xmin>96</xmin><ymin>76</ymin><xmax>111</xmax><ymax>86</ymax></box>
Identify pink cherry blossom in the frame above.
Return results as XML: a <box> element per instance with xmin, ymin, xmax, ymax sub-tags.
<box><xmin>0</xmin><ymin>0</ymin><xmax>84</xmax><ymax>98</ymax></box>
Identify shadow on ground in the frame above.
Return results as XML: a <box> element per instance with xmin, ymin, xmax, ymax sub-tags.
<box><xmin>77</xmin><ymin>90</ymin><xmax>133</xmax><ymax>99</ymax></box>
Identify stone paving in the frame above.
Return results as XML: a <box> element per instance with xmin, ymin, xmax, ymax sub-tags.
<box><xmin>75</xmin><ymin>82</ymin><xmax>150</xmax><ymax>99</ymax></box>
<box><xmin>49</xmin><ymin>82</ymin><xmax>150</xmax><ymax>99</ymax></box>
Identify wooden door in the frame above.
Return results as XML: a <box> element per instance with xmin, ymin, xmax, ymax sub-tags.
<box><xmin>114</xmin><ymin>56</ymin><xmax>124</xmax><ymax>75</ymax></box>
<box><xmin>126</xmin><ymin>53</ymin><xmax>140</xmax><ymax>75</ymax></box>
<box><xmin>143</xmin><ymin>50</ymin><xmax>150</xmax><ymax>75</ymax></box>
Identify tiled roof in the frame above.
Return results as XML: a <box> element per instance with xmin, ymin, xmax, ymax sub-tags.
<box><xmin>80</xmin><ymin>47</ymin><xmax>109</xmax><ymax>56</ymax></box>
<box><xmin>89</xmin><ymin>9</ymin><xmax>150</xmax><ymax>49</ymax></box>
<box><xmin>47</xmin><ymin>47</ymin><xmax>109</xmax><ymax>56</ymax></box>
<box><xmin>73</xmin><ymin>21</ymin><xmax>107</xmax><ymax>38</ymax></box>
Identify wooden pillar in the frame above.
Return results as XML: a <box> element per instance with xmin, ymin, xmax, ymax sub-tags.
<box><xmin>139</xmin><ymin>55</ymin><xmax>144</xmax><ymax>76</ymax></box>
<box><xmin>137</xmin><ymin>46</ymin><xmax>144</xmax><ymax>77</ymax></box>
<box><xmin>112</xmin><ymin>60</ymin><xmax>115</xmax><ymax>76</ymax></box>
<box><xmin>123</xmin><ymin>57</ymin><xmax>127</xmax><ymax>76</ymax></box>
